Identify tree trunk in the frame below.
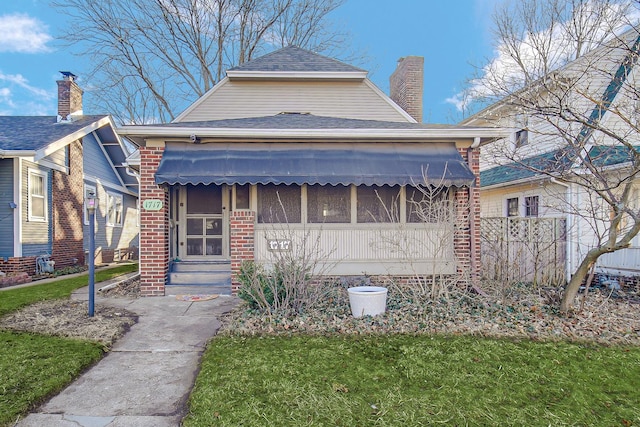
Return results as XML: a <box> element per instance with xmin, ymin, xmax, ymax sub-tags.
<box><xmin>559</xmin><ymin>248</ymin><xmax>603</xmax><ymax>313</ymax></box>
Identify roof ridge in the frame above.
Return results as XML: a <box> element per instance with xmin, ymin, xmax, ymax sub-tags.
<box><xmin>227</xmin><ymin>45</ymin><xmax>366</xmax><ymax>74</ymax></box>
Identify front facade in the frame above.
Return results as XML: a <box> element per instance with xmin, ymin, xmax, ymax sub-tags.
<box><xmin>464</xmin><ymin>28</ymin><xmax>640</xmax><ymax>282</ymax></box>
<box><xmin>0</xmin><ymin>73</ymin><xmax>139</xmax><ymax>278</ymax></box>
<box><xmin>119</xmin><ymin>47</ymin><xmax>504</xmax><ymax>296</ymax></box>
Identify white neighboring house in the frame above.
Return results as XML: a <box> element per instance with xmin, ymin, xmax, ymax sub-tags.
<box><xmin>462</xmin><ymin>28</ymin><xmax>640</xmax><ymax>283</ymax></box>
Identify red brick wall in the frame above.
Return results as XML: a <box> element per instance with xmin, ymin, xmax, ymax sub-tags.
<box><xmin>455</xmin><ymin>146</ymin><xmax>481</xmax><ymax>284</ymax></box>
<box><xmin>389</xmin><ymin>56</ymin><xmax>424</xmax><ymax>122</ymax></box>
<box><xmin>0</xmin><ymin>257</ymin><xmax>36</xmax><ymax>276</ymax></box>
<box><xmin>139</xmin><ymin>147</ymin><xmax>169</xmax><ymax>296</ymax></box>
<box><xmin>230</xmin><ymin>210</ymin><xmax>255</xmax><ymax>295</ymax></box>
<box><xmin>51</xmin><ymin>140</ymin><xmax>84</xmax><ymax>268</ymax></box>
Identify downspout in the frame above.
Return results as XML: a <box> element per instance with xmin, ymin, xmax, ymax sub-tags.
<box><xmin>550</xmin><ymin>177</ymin><xmax>572</xmax><ymax>281</ymax></box>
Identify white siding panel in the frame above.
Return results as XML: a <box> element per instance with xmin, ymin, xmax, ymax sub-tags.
<box><xmin>178</xmin><ymin>80</ymin><xmax>410</xmax><ymax>123</ymax></box>
<box><xmin>254</xmin><ymin>224</ymin><xmax>456</xmax><ymax>275</ymax></box>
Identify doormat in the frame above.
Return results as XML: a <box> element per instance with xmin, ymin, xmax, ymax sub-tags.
<box><xmin>176</xmin><ymin>294</ymin><xmax>219</xmax><ymax>302</ymax></box>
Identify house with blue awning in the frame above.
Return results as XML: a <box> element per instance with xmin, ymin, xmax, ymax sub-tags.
<box><xmin>118</xmin><ymin>47</ymin><xmax>505</xmax><ymax>296</ymax></box>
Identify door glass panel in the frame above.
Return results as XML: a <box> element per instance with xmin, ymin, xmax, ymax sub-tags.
<box><xmin>206</xmin><ymin>238</ymin><xmax>222</xmax><ymax>255</ymax></box>
<box><xmin>187</xmin><ymin>185</ymin><xmax>222</xmax><ymax>214</ymax></box>
<box><xmin>206</xmin><ymin>218</ymin><xmax>222</xmax><ymax>235</ymax></box>
<box><xmin>187</xmin><ymin>218</ymin><xmax>203</xmax><ymax>235</ymax></box>
<box><xmin>187</xmin><ymin>238</ymin><xmax>203</xmax><ymax>255</ymax></box>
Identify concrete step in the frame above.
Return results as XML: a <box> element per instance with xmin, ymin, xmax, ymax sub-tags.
<box><xmin>170</xmin><ymin>260</ymin><xmax>230</xmax><ymax>273</ymax></box>
<box><xmin>165</xmin><ymin>281</ymin><xmax>232</xmax><ymax>296</ymax></box>
<box><xmin>168</xmin><ymin>271</ymin><xmax>230</xmax><ymax>285</ymax></box>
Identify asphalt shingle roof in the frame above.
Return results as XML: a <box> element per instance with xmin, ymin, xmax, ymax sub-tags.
<box><xmin>0</xmin><ymin>115</ymin><xmax>107</xmax><ymax>151</ymax></box>
<box><xmin>227</xmin><ymin>45</ymin><xmax>366</xmax><ymax>73</ymax></box>
<box><xmin>166</xmin><ymin>113</ymin><xmax>457</xmax><ymax>130</ymax></box>
<box><xmin>480</xmin><ymin>145</ymin><xmax>640</xmax><ymax>187</ymax></box>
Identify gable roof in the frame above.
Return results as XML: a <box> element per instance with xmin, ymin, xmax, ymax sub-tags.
<box><xmin>0</xmin><ymin>115</ymin><xmax>108</xmax><ymax>153</ymax></box>
<box><xmin>0</xmin><ymin>114</ymin><xmax>139</xmax><ymax>194</ymax></box>
<box><xmin>227</xmin><ymin>45</ymin><xmax>366</xmax><ymax>74</ymax></box>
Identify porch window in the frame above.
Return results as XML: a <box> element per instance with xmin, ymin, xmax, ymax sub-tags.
<box><xmin>28</xmin><ymin>169</ymin><xmax>48</xmax><ymax>222</ymax></box>
<box><xmin>307</xmin><ymin>184</ymin><xmax>351</xmax><ymax>223</ymax></box>
<box><xmin>357</xmin><ymin>185</ymin><xmax>400</xmax><ymax>223</ymax></box>
<box><xmin>106</xmin><ymin>192</ymin><xmax>123</xmax><ymax>226</ymax></box>
<box><xmin>235</xmin><ymin>184</ymin><xmax>250</xmax><ymax>209</ymax></box>
<box><xmin>406</xmin><ymin>186</ymin><xmax>450</xmax><ymax>223</ymax></box>
<box><xmin>525</xmin><ymin>196</ymin><xmax>539</xmax><ymax>217</ymax></box>
<box><xmin>507</xmin><ymin>197</ymin><xmax>519</xmax><ymax>217</ymax></box>
<box><xmin>257</xmin><ymin>184</ymin><xmax>301</xmax><ymax>223</ymax></box>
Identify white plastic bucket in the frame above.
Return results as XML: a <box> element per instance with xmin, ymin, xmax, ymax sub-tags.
<box><xmin>347</xmin><ymin>286</ymin><xmax>388</xmax><ymax>318</ymax></box>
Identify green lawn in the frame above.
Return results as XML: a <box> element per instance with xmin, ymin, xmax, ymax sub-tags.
<box><xmin>185</xmin><ymin>335</ymin><xmax>640</xmax><ymax>426</ymax></box>
<box><xmin>0</xmin><ymin>263</ymin><xmax>138</xmax><ymax>426</ymax></box>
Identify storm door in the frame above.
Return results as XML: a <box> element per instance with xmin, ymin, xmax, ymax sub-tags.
<box><xmin>180</xmin><ymin>184</ymin><xmax>229</xmax><ymax>259</ymax></box>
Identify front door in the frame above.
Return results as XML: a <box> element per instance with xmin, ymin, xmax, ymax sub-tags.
<box><xmin>179</xmin><ymin>184</ymin><xmax>229</xmax><ymax>259</ymax></box>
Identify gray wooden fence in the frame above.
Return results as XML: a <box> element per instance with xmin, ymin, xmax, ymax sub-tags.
<box><xmin>481</xmin><ymin>217</ymin><xmax>566</xmax><ymax>286</ymax></box>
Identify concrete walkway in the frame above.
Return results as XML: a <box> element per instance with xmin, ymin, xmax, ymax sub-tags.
<box><xmin>16</xmin><ymin>284</ymin><xmax>239</xmax><ymax>427</ymax></box>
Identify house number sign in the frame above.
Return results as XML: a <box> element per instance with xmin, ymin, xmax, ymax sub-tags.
<box><xmin>267</xmin><ymin>239</ymin><xmax>292</xmax><ymax>252</ymax></box>
<box><xmin>143</xmin><ymin>199</ymin><xmax>164</xmax><ymax>211</ymax></box>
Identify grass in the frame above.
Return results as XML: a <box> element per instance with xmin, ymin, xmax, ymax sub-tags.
<box><xmin>0</xmin><ymin>263</ymin><xmax>138</xmax><ymax>426</ymax></box>
<box><xmin>0</xmin><ymin>331</ymin><xmax>104</xmax><ymax>426</ymax></box>
<box><xmin>184</xmin><ymin>335</ymin><xmax>640</xmax><ymax>426</ymax></box>
<box><xmin>0</xmin><ymin>263</ymin><xmax>138</xmax><ymax>317</ymax></box>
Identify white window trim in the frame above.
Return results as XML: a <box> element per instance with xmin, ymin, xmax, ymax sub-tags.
<box><xmin>27</xmin><ymin>168</ymin><xmax>48</xmax><ymax>222</ymax></box>
<box><xmin>84</xmin><ymin>184</ymin><xmax>97</xmax><ymax>225</ymax></box>
<box><xmin>106</xmin><ymin>192</ymin><xmax>123</xmax><ymax>227</ymax></box>
<box><xmin>506</xmin><ymin>196</ymin><xmax>520</xmax><ymax>217</ymax></box>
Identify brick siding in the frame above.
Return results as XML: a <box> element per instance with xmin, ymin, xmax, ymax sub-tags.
<box><xmin>230</xmin><ymin>210</ymin><xmax>255</xmax><ymax>294</ymax></box>
<box><xmin>138</xmin><ymin>147</ymin><xmax>169</xmax><ymax>296</ymax></box>
<box><xmin>51</xmin><ymin>140</ymin><xmax>84</xmax><ymax>268</ymax></box>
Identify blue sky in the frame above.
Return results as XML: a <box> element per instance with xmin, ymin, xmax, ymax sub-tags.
<box><xmin>0</xmin><ymin>0</ymin><xmax>499</xmax><ymax>123</ymax></box>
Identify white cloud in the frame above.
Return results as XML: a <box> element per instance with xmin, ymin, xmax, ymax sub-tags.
<box><xmin>448</xmin><ymin>1</ymin><xmax>640</xmax><ymax>113</ymax></box>
<box><xmin>0</xmin><ymin>13</ymin><xmax>52</xmax><ymax>53</ymax></box>
<box><xmin>0</xmin><ymin>71</ymin><xmax>55</xmax><ymax>115</ymax></box>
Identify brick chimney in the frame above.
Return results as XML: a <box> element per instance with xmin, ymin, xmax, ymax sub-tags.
<box><xmin>57</xmin><ymin>71</ymin><xmax>83</xmax><ymax>121</ymax></box>
<box><xmin>390</xmin><ymin>56</ymin><xmax>424</xmax><ymax>123</ymax></box>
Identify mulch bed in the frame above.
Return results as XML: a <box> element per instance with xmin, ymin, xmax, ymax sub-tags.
<box><xmin>221</xmin><ymin>281</ymin><xmax>640</xmax><ymax>346</ymax></box>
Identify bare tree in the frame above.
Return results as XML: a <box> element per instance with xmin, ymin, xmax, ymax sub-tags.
<box><xmin>52</xmin><ymin>0</ymin><xmax>348</xmax><ymax>124</ymax></box>
<box><xmin>464</xmin><ymin>0</ymin><xmax>640</xmax><ymax>312</ymax></box>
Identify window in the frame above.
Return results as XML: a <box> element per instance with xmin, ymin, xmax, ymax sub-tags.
<box><xmin>106</xmin><ymin>192</ymin><xmax>123</xmax><ymax>226</ymax></box>
<box><xmin>515</xmin><ymin>129</ymin><xmax>528</xmax><ymax>147</ymax></box>
<box><xmin>507</xmin><ymin>197</ymin><xmax>519</xmax><ymax>217</ymax></box>
<box><xmin>307</xmin><ymin>184</ymin><xmax>351</xmax><ymax>223</ymax></box>
<box><xmin>357</xmin><ymin>185</ymin><xmax>400</xmax><ymax>223</ymax></box>
<box><xmin>235</xmin><ymin>184</ymin><xmax>250</xmax><ymax>210</ymax></box>
<box><xmin>84</xmin><ymin>184</ymin><xmax>97</xmax><ymax>225</ymax></box>
<box><xmin>257</xmin><ymin>184</ymin><xmax>301</xmax><ymax>223</ymax></box>
<box><xmin>28</xmin><ymin>169</ymin><xmax>48</xmax><ymax>222</ymax></box>
<box><xmin>525</xmin><ymin>196</ymin><xmax>539</xmax><ymax>217</ymax></box>
<box><xmin>406</xmin><ymin>186</ymin><xmax>450</xmax><ymax>223</ymax></box>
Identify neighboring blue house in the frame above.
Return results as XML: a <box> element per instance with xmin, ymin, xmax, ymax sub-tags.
<box><xmin>0</xmin><ymin>73</ymin><xmax>139</xmax><ymax>277</ymax></box>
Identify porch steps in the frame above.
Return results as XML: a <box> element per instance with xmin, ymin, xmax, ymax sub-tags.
<box><xmin>167</xmin><ymin>260</ymin><xmax>232</xmax><ymax>295</ymax></box>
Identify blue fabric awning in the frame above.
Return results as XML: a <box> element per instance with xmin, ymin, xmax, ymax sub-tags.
<box><xmin>155</xmin><ymin>142</ymin><xmax>476</xmax><ymax>187</ymax></box>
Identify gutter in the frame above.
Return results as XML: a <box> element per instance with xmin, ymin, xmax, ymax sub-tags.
<box><xmin>0</xmin><ymin>150</ymin><xmax>36</xmax><ymax>159</ymax></box>
<box><xmin>117</xmin><ymin>126</ymin><xmax>508</xmax><ymax>141</ymax></box>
